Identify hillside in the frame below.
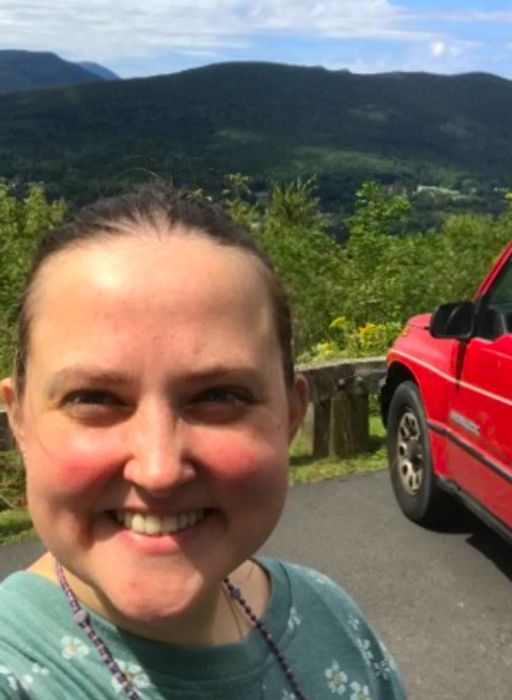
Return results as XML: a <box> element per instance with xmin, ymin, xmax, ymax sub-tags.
<box><xmin>77</xmin><ymin>62</ymin><xmax>120</xmax><ymax>81</ymax></box>
<box><xmin>0</xmin><ymin>61</ymin><xmax>511</xmax><ymax>205</ymax></box>
<box><xmin>0</xmin><ymin>50</ymin><xmax>105</xmax><ymax>94</ymax></box>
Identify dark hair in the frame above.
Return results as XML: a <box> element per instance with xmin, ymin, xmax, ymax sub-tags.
<box><xmin>14</xmin><ymin>182</ymin><xmax>294</xmax><ymax>396</ymax></box>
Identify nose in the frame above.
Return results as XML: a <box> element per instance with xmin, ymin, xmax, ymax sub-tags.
<box><xmin>123</xmin><ymin>402</ymin><xmax>196</xmax><ymax>495</ymax></box>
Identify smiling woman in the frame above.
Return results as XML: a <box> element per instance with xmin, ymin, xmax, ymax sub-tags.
<box><xmin>0</xmin><ymin>183</ymin><xmax>406</xmax><ymax>699</ymax></box>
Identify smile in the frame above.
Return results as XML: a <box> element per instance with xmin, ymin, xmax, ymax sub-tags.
<box><xmin>114</xmin><ymin>509</ymin><xmax>207</xmax><ymax>536</ymax></box>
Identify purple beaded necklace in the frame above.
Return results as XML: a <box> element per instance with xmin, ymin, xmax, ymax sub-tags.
<box><xmin>54</xmin><ymin>560</ymin><xmax>308</xmax><ymax>700</ymax></box>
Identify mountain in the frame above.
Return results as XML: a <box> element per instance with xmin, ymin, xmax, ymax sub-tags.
<box><xmin>0</xmin><ymin>61</ymin><xmax>511</xmax><ymax>206</ymax></box>
<box><xmin>0</xmin><ymin>50</ymin><xmax>106</xmax><ymax>94</ymax></box>
<box><xmin>78</xmin><ymin>62</ymin><xmax>120</xmax><ymax>81</ymax></box>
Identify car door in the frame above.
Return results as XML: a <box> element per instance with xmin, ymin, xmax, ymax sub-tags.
<box><xmin>446</xmin><ymin>256</ymin><xmax>512</xmax><ymax>530</ymax></box>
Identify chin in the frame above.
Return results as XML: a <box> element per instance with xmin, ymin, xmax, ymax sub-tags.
<box><xmin>92</xmin><ymin>564</ymin><xmax>211</xmax><ymax>627</ymax></box>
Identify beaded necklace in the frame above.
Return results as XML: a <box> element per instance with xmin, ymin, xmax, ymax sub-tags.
<box><xmin>55</xmin><ymin>560</ymin><xmax>308</xmax><ymax>700</ymax></box>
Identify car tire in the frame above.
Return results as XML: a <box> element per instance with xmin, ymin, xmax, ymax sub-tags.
<box><xmin>387</xmin><ymin>381</ymin><xmax>450</xmax><ymax>526</ymax></box>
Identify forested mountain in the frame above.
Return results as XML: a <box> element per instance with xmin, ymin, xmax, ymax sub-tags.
<box><xmin>0</xmin><ymin>50</ymin><xmax>112</xmax><ymax>94</ymax></box>
<box><xmin>0</xmin><ymin>61</ymin><xmax>511</xmax><ymax>205</ymax></box>
<box><xmin>78</xmin><ymin>62</ymin><xmax>120</xmax><ymax>81</ymax></box>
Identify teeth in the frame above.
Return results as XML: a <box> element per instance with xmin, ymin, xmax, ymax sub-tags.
<box><xmin>163</xmin><ymin>515</ymin><xmax>178</xmax><ymax>532</ymax></box>
<box><xmin>144</xmin><ymin>515</ymin><xmax>162</xmax><ymax>536</ymax></box>
<box><xmin>131</xmin><ymin>513</ymin><xmax>146</xmax><ymax>534</ymax></box>
<box><xmin>116</xmin><ymin>509</ymin><xmax>205</xmax><ymax>536</ymax></box>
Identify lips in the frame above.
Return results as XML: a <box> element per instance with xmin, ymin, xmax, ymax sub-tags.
<box><xmin>114</xmin><ymin>509</ymin><xmax>206</xmax><ymax>536</ymax></box>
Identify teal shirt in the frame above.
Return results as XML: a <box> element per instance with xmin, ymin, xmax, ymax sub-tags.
<box><xmin>0</xmin><ymin>558</ymin><xmax>407</xmax><ymax>698</ymax></box>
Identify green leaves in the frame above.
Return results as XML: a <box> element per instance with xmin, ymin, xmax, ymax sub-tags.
<box><xmin>222</xmin><ymin>175</ymin><xmax>512</xmax><ymax>361</ymax></box>
<box><xmin>256</xmin><ymin>178</ymin><xmax>346</xmax><ymax>353</ymax></box>
<box><xmin>2</xmin><ymin>176</ymin><xmax>512</xmax><ymax>382</ymax></box>
<box><xmin>0</xmin><ymin>184</ymin><xmax>65</xmax><ymax>377</ymax></box>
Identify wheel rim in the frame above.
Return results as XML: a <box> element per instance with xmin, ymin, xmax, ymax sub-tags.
<box><xmin>396</xmin><ymin>409</ymin><xmax>424</xmax><ymax>496</ymax></box>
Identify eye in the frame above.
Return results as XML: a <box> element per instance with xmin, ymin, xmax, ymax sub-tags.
<box><xmin>197</xmin><ymin>387</ymin><xmax>251</xmax><ymax>404</ymax></box>
<box><xmin>61</xmin><ymin>390</ymin><xmax>129</xmax><ymax>421</ymax></box>
<box><xmin>186</xmin><ymin>386</ymin><xmax>255</xmax><ymax>423</ymax></box>
<box><xmin>64</xmin><ymin>390</ymin><xmax>122</xmax><ymax>406</ymax></box>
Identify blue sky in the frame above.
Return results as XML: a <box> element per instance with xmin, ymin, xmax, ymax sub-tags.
<box><xmin>2</xmin><ymin>0</ymin><xmax>512</xmax><ymax>80</ymax></box>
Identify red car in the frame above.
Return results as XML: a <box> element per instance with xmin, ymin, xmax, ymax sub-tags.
<box><xmin>381</xmin><ymin>241</ymin><xmax>512</xmax><ymax>543</ymax></box>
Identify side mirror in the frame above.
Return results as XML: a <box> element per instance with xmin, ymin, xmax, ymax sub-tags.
<box><xmin>429</xmin><ymin>301</ymin><xmax>475</xmax><ymax>340</ymax></box>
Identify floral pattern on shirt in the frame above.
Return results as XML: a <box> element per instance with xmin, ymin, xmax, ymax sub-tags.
<box><xmin>348</xmin><ymin>614</ymin><xmax>361</xmax><ymax>631</ymax></box>
<box><xmin>325</xmin><ymin>660</ymin><xmax>349</xmax><ymax>695</ymax></box>
<box><xmin>287</xmin><ymin>606</ymin><xmax>301</xmax><ymax>632</ymax></box>
<box><xmin>373</xmin><ymin>658</ymin><xmax>392</xmax><ymax>680</ymax></box>
<box><xmin>111</xmin><ymin>659</ymin><xmax>151</xmax><ymax>694</ymax></box>
<box><xmin>379</xmin><ymin>641</ymin><xmax>398</xmax><ymax>671</ymax></box>
<box><xmin>20</xmin><ymin>661</ymin><xmax>50</xmax><ymax>692</ymax></box>
<box><xmin>350</xmin><ymin>681</ymin><xmax>372</xmax><ymax>700</ymax></box>
<box><xmin>0</xmin><ymin>660</ymin><xmax>51</xmax><ymax>695</ymax></box>
<box><xmin>282</xmin><ymin>690</ymin><xmax>297</xmax><ymax>699</ymax></box>
<box><xmin>356</xmin><ymin>637</ymin><xmax>374</xmax><ymax>664</ymax></box>
<box><xmin>61</xmin><ymin>635</ymin><xmax>90</xmax><ymax>660</ymax></box>
<box><xmin>0</xmin><ymin>664</ymin><xmax>21</xmax><ymax>691</ymax></box>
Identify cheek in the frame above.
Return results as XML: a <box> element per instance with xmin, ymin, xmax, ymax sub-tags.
<box><xmin>25</xmin><ymin>431</ymin><xmax>121</xmax><ymax>498</ymax></box>
<box><xmin>200</xmin><ymin>431</ymin><xmax>289</xmax><ymax>498</ymax></box>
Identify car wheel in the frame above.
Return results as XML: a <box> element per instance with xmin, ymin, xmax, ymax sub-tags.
<box><xmin>387</xmin><ymin>381</ymin><xmax>450</xmax><ymax>526</ymax></box>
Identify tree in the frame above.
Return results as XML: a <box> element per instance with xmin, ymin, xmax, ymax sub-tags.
<box><xmin>221</xmin><ymin>173</ymin><xmax>258</xmax><ymax>229</ymax></box>
<box><xmin>339</xmin><ymin>181</ymin><xmax>412</xmax><ymax>325</ymax></box>
<box><xmin>0</xmin><ymin>184</ymin><xmax>65</xmax><ymax>377</ymax></box>
<box><xmin>257</xmin><ymin>179</ymin><xmax>346</xmax><ymax>352</ymax></box>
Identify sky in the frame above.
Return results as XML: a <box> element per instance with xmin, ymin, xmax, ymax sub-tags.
<box><xmin>2</xmin><ymin>0</ymin><xmax>512</xmax><ymax>81</ymax></box>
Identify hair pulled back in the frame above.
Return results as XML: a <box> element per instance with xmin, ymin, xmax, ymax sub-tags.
<box><xmin>14</xmin><ymin>182</ymin><xmax>294</xmax><ymax>396</ymax></box>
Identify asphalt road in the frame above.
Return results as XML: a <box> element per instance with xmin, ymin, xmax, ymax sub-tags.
<box><xmin>1</xmin><ymin>470</ymin><xmax>511</xmax><ymax>700</ymax></box>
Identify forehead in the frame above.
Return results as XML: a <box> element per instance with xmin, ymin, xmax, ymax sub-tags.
<box><xmin>28</xmin><ymin>232</ymin><xmax>277</xmax><ymax>363</ymax></box>
<box><xmin>34</xmin><ymin>230</ymin><xmax>269</xmax><ymax>304</ymax></box>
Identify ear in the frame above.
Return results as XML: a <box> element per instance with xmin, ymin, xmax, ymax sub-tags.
<box><xmin>0</xmin><ymin>377</ymin><xmax>25</xmax><ymax>451</ymax></box>
<box><xmin>287</xmin><ymin>373</ymin><xmax>309</xmax><ymax>443</ymax></box>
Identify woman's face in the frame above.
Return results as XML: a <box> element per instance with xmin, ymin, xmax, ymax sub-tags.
<box><xmin>3</xmin><ymin>230</ymin><xmax>307</xmax><ymax>632</ymax></box>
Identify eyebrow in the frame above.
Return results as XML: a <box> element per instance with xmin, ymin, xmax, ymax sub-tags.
<box><xmin>44</xmin><ymin>364</ymin><xmax>262</xmax><ymax>398</ymax></box>
<box><xmin>44</xmin><ymin>367</ymin><xmax>133</xmax><ymax>398</ymax></box>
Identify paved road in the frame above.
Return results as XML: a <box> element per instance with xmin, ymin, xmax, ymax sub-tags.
<box><xmin>1</xmin><ymin>471</ymin><xmax>511</xmax><ymax>699</ymax></box>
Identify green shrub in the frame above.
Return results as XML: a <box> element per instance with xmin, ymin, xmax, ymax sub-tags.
<box><xmin>298</xmin><ymin>319</ymin><xmax>401</xmax><ymax>363</ymax></box>
<box><xmin>0</xmin><ymin>450</ymin><xmax>25</xmax><ymax>511</ymax></box>
<box><xmin>0</xmin><ymin>508</ymin><xmax>32</xmax><ymax>535</ymax></box>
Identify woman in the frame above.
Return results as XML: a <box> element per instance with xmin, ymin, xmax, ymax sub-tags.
<box><xmin>0</xmin><ymin>184</ymin><xmax>406</xmax><ymax>699</ymax></box>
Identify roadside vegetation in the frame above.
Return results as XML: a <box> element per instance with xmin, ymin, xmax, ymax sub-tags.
<box><xmin>0</xmin><ymin>450</ymin><xmax>34</xmax><ymax>544</ymax></box>
<box><xmin>2</xmin><ymin>176</ymin><xmax>512</xmax><ymax>544</ymax></box>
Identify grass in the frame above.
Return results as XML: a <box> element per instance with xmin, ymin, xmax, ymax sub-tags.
<box><xmin>0</xmin><ymin>449</ymin><xmax>33</xmax><ymax>545</ymax></box>
<box><xmin>0</xmin><ymin>509</ymin><xmax>35</xmax><ymax>544</ymax></box>
<box><xmin>289</xmin><ymin>414</ymin><xmax>387</xmax><ymax>485</ymax></box>
<box><xmin>0</xmin><ymin>449</ymin><xmax>25</xmax><ymax>510</ymax></box>
<box><xmin>0</xmin><ymin>416</ymin><xmax>388</xmax><ymax>545</ymax></box>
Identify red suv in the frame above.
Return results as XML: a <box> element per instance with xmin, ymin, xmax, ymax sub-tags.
<box><xmin>381</xmin><ymin>241</ymin><xmax>512</xmax><ymax>543</ymax></box>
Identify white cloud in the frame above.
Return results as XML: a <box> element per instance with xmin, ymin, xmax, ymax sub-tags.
<box><xmin>0</xmin><ymin>0</ymin><xmax>433</xmax><ymax>65</ymax></box>
<box><xmin>0</xmin><ymin>1</ymin><xmax>504</xmax><ymax>78</ymax></box>
<box><xmin>432</xmin><ymin>9</ymin><xmax>512</xmax><ymax>24</ymax></box>
<box><xmin>244</xmin><ymin>0</ymin><xmax>422</xmax><ymax>39</ymax></box>
<box><xmin>430</xmin><ymin>41</ymin><xmax>445</xmax><ymax>58</ymax></box>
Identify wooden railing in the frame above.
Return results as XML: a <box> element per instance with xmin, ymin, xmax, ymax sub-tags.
<box><xmin>298</xmin><ymin>357</ymin><xmax>386</xmax><ymax>458</ymax></box>
<box><xmin>0</xmin><ymin>357</ymin><xmax>387</xmax><ymax>457</ymax></box>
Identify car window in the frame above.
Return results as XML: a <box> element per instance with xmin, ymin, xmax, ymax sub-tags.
<box><xmin>485</xmin><ymin>256</ymin><xmax>512</xmax><ymax>306</ymax></box>
<box><xmin>476</xmin><ymin>256</ymin><xmax>512</xmax><ymax>339</ymax></box>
